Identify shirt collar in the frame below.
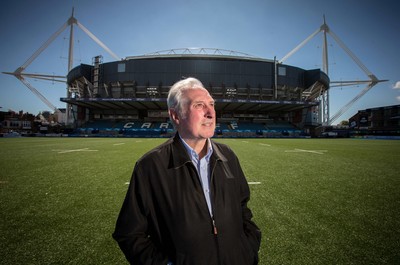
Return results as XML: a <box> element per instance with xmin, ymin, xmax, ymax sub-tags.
<box><xmin>179</xmin><ymin>134</ymin><xmax>213</xmax><ymax>162</ymax></box>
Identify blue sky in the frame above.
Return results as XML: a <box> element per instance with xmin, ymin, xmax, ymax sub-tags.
<box><xmin>1</xmin><ymin>0</ymin><xmax>399</xmax><ymax>123</ymax></box>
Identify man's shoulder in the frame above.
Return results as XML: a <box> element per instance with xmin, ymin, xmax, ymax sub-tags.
<box><xmin>211</xmin><ymin>139</ymin><xmax>232</xmax><ymax>151</ymax></box>
<box><xmin>139</xmin><ymin>137</ymin><xmax>174</xmax><ymax>161</ymax></box>
<box><xmin>210</xmin><ymin>139</ymin><xmax>237</xmax><ymax>159</ymax></box>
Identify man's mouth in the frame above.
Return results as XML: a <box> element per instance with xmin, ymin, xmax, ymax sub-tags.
<box><xmin>202</xmin><ymin>122</ymin><xmax>214</xmax><ymax>127</ymax></box>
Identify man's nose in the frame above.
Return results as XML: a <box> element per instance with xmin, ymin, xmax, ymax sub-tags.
<box><xmin>204</xmin><ymin>106</ymin><xmax>214</xmax><ymax>119</ymax></box>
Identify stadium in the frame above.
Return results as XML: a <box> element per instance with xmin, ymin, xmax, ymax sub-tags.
<box><xmin>63</xmin><ymin>48</ymin><xmax>329</xmax><ymax>138</ymax></box>
<box><xmin>4</xmin><ymin>12</ymin><xmax>389</xmax><ymax>138</ymax></box>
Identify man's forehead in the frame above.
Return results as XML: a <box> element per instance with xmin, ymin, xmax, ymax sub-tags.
<box><xmin>184</xmin><ymin>88</ymin><xmax>214</xmax><ymax>101</ymax></box>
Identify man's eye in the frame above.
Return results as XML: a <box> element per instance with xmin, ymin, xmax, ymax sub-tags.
<box><xmin>194</xmin><ymin>103</ymin><xmax>205</xmax><ymax>109</ymax></box>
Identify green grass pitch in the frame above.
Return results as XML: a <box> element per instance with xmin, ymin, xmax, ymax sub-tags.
<box><xmin>0</xmin><ymin>137</ymin><xmax>399</xmax><ymax>264</ymax></box>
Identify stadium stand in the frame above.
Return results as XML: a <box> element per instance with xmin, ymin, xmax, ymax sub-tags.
<box><xmin>71</xmin><ymin>119</ymin><xmax>303</xmax><ymax>138</ymax></box>
<box><xmin>63</xmin><ymin>50</ymin><xmax>329</xmax><ymax>138</ymax></box>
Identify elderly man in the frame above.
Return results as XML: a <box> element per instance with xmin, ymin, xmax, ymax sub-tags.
<box><xmin>113</xmin><ymin>77</ymin><xmax>261</xmax><ymax>265</ymax></box>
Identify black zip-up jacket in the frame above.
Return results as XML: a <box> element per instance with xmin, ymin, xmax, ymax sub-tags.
<box><xmin>113</xmin><ymin>134</ymin><xmax>261</xmax><ymax>265</ymax></box>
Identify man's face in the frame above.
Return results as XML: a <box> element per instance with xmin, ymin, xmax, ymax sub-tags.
<box><xmin>174</xmin><ymin>88</ymin><xmax>216</xmax><ymax>141</ymax></box>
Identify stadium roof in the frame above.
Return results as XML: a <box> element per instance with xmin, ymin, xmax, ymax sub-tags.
<box><xmin>124</xmin><ymin>48</ymin><xmax>274</xmax><ymax>63</ymax></box>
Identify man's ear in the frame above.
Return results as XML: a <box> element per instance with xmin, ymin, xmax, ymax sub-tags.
<box><xmin>169</xmin><ymin>109</ymin><xmax>180</xmax><ymax>125</ymax></box>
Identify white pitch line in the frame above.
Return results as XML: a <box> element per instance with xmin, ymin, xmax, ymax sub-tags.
<box><xmin>285</xmin><ymin>149</ymin><xmax>327</xmax><ymax>155</ymax></box>
<box><xmin>113</xmin><ymin>143</ymin><xmax>125</xmax><ymax>146</ymax></box>
<box><xmin>259</xmin><ymin>143</ymin><xmax>271</xmax><ymax>146</ymax></box>
<box><xmin>55</xmin><ymin>148</ymin><xmax>99</xmax><ymax>154</ymax></box>
<box><xmin>125</xmin><ymin>182</ymin><xmax>130</xmax><ymax>185</ymax></box>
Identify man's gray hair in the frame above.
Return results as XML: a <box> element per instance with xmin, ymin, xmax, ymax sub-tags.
<box><xmin>167</xmin><ymin>77</ymin><xmax>206</xmax><ymax>114</ymax></box>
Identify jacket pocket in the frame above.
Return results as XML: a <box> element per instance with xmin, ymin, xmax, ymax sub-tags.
<box><xmin>239</xmin><ymin>233</ymin><xmax>256</xmax><ymax>264</ymax></box>
<box><xmin>175</xmin><ymin>252</ymin><xmax>186</xmax><ymax>265</ymax></box>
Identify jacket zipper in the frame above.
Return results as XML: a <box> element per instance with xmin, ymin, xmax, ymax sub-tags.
<box><xmin>212</xmin><ymin>217</ymin><xmax>222</xmax><ymax>265</ymax></box>
<box><xmin>212</xmin><ymin>218</ymin><xmax>218</xmax><ymax>235</ymax></box>
<box><xmin>211</xmin><ymin>159</ymin><xmax>222</xmax><ymax>264</ymax></box>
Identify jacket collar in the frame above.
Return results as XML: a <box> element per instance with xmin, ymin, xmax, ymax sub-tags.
<box><xmin>169</xmin><ymin>133</ymin><xmax>227</xmax><ymax>169</ymax></box>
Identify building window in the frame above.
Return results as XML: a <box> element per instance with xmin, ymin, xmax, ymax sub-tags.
<box><xmin>278</xmin><ymin>66</ymin><xmax>286</xmax><ymax>76</ymax></box>
<box><xmin>118</xmin><ymin>63</ymin><xmax>126</xmax><ymax>73</ymax></box>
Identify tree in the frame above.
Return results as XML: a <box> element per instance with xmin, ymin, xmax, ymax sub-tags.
<box><xmin>42</xmin><ymin>111</ymin><xmax>51</xmax><ymax>120</ymax></box>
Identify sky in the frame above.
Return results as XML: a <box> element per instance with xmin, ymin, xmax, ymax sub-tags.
<box><xmin>0</xmin><ymin>0</ymin><xmax>399</xmax><ymax>124</ymax></box>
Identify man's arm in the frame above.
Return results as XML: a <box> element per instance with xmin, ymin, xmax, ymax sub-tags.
<box><xmin>241</xmin><ymin>193</ymin><xmax>262</xmax><ymax>264</ymax></box>
<box><xmin>236</xmin><ymin>156</ymin><xmax>262</xmax><ymax>264</ymax></box>
<box><xmin>113</xmin><ymin>164</ymin><xmax>168</xmax><ymax>264</ymax></box>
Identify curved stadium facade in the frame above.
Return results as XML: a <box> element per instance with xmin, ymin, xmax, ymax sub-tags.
<box><xmin>62</xmin><ymin>49</ymin><xmax>329</xmax><ymax>137</ymax></box>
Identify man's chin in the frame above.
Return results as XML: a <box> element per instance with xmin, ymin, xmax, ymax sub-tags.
<box><xmin>202</xmin><ymin>129</ymin><xmax>216</xmax><ymax>138</ymax></box>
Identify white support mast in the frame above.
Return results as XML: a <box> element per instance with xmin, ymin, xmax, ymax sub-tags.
<box><xmin>66</xmin><ymin>9</ymin><xmax>76</xmax><ymax>124</ymax></box>
<box><xmin>321</xmin><ymin>15</ymin><xmax>330</xmax><ymax>125</ymax></box>
<box><xmin>279</xmin><ymin>16</ymin><xmax>387</xmax><ymax>125</ymax></box>
<box><xmin>3</xmin><ymin>8</ymin><xmax>120</xmax><ymax>124</ymax></box>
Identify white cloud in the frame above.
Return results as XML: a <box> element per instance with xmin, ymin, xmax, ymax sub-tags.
<box><xmin>397</xmin><ymin>96</ymin><xmax>400</xmax><ymax>102</ymax></box>
<box><xmin>393</xmin><ymin>81</ymin><xmax>400</xmax><ymax>89</ymax></box>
